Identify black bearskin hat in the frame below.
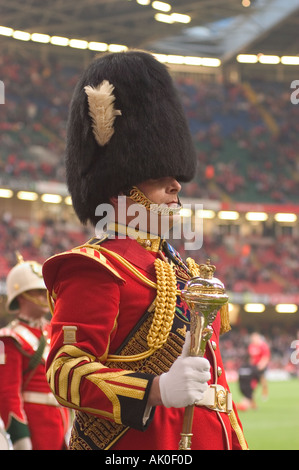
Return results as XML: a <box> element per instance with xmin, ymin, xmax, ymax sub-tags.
<box><xmin>66</xmin><ymin>50</ymin><xmax>196</xmax><ymax>226</ymax></box>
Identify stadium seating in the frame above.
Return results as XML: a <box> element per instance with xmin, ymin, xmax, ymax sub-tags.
<box><xmin>0</xmin><ymin>52</ymin><xmax>298</xmax><ymax>301</ymax></box>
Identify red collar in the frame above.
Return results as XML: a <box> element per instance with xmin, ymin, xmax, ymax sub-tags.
<box><xmin>102</xmin><ymin>237</ymin><xmax>159</xmax><ymax>278</ymax></box>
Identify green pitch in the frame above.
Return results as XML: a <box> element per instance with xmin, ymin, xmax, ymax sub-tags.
<box><xmin>229</xmin><ymin>378</ymin><xmax>299</xmax><ymax>450</ymax></box>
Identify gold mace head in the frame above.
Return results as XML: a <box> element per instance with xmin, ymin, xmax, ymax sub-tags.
<box><xmin>181</xmin><ymin>260</ymin><xmax>229</xmax><ymax>357</ymax></box>
<box><xmin>198</xmin><ymin>259</ymin><xmax>216</xmax><ymax>280</ymax></box>
<box><xmin>181</xmin><ymin>259</ymin><xmax>229</xmax><ymax>313</ymax></box>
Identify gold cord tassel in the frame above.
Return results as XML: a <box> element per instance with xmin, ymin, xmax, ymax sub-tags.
<box><xmin>220</xmin><ymin>303</ymin><xmax>231</xmax><ymax>335</ymax></box>
<box><xmin>186</xmin><ymin>257</ymin><xmax>200</xmax><ymax>277</ymax></box>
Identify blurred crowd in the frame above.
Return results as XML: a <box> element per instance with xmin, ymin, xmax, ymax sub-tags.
<box><xmin>0</xmin><ymin>53</ymin><xmax>75</xmax><ymax>185</ymax></box>
<box><xmin>0</xmin><ymin>51</ymin><xmax>298</xmax><ymax>381</ymax></box>
<box><xmin>1</xmin><ymin>212</ymin><xmax>298</xmax><ymax>299</ymax></box>
<box><xmin>220</xmin><ymin>326</ymin><xmax>299</xmax><ymax>380</ymax></box>
<box><xmin>1</xmin><ymin>53</ymin><xmax>299</xmax><ymax>204</ymax></box>
<box><xmin>0</xmin><ymin>213</ymin><xmax>90</xmax><ymax>279</ymax></box>
<box><xmin>0</xmin><ymin>50</ymin><xmax>298</xmax><ymax>292</ymax></box>
<box><xmin>178</xmin><ymin>76</ymin><xmax>299</xmax><ymax>204</ymax></box>
<box><xmin>175</xmin><ymin>231</ymin><xmax>299</xmax><ymax>295</ymax></box>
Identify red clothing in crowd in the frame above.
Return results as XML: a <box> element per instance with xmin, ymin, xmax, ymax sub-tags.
<box><xmin>0</xmin><ymin>319</ymin><xmax>70</xmax><ymax>449</ymax></box>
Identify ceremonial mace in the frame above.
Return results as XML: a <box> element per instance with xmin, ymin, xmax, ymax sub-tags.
<box><xmin>178</xmin><ymin>260</ymin><xmax>229</xmax><ymax>451</ymax></box>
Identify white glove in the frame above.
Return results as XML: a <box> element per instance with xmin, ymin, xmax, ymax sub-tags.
<box><xmin>159</xmin><ymin>331</ymin><xmax>211</xmax><ymax>408</ymax></box>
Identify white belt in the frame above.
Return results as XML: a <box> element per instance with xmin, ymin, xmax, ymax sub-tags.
<box><xmin>23</xmin><ymin>391</ymin><xmax>60</xmax><ymax>407</ymax></box>
<box><xmin>196</xmin><ymin>384</ymin><xmax>232</xmax><ymax>414</ymax></box>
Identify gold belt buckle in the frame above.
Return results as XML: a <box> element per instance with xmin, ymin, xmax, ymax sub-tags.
<box><xmin>209</xmin><ymin>385</ymin><xmax>231</xmax><ymax>413</ymax></box>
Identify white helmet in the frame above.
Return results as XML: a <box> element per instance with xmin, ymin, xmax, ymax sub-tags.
<box><xmin>6</xmin><ymin>252</ymin><xmax>46</xmax><ymax>313</ymax></box>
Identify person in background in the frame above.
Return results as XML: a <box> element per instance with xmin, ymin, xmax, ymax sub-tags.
<box><xmin>237</xmin><ymin>332</ymin><xmax>271</xmax><ymax>411</ymax></box>
<box><xmin>249</xmin><ymin>332</ymin><xmax>271</xmax><ymax>401</ymax></box>
<box><xmin>0</xmin><ymin>253</ymin><xmax>70</xmax><ymax>450</ymax></box>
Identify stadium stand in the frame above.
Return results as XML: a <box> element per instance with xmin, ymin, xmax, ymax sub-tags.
<box><xmin>0</xmin><ymin>52</ymin><xmax>298</xmax><ymax>309</ymax></box>
<box><xmin>1</xmin><ymin>53</ymin><xmax>299</xmax><ymax>203</ymax></box>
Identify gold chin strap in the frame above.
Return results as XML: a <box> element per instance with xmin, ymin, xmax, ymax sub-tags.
<box><xmin>129</xmin><ymin>186</ymin><xmax>181</xmax><ymax>216</ymax></box>
<box><xmin>22</xmin><ymin>292</ymin><xmax>48</xmax><ymax>308</ymax></box>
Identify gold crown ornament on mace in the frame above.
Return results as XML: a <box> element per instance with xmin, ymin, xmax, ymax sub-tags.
<box><xmin>178</xmin><ymin>260</ymin><xmax>229</xmax><ymax>451</ymax></box>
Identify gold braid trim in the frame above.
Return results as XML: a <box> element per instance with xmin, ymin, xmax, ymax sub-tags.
<box><xmin>47</xmin><ymin>290</ymin><xmax>55</xmax><ymax>316</ymax></box>
<box><xmin>219</xmin><ymin>303</ymin><xmax>231</xmax><ymax>335</ymax></box>
<box><xmin>71</xmin><ymin>329</ymin><xmax>185</xmax><ymax>450</ymax></box>
<box><xmin>105</xmin><ymin>254</ymin><xmax>178</xmax><ymax>363</ymax></box>
<box><xmin>46</xmin><ymin>243</ymin><xmax>179</xmax><ymax>362</ymax></box>
<box><xmin>147</xmin><ymin>258</ymin><xmax>177</xmax><ymax>350</ymax></box>
<box><xmin>186</xmin><ymin>257</ymin><xmax>231</xmax><ymax>335</ymax></box>
<box><xmin>229</xmin><ymin>410</ymin><xmax>249</xmax><ymax>450</ymax></box>
<box><xmin>93</xmin><ymin>245</ymin><xmax>157</xmax><ymax>290</ymax></box>
<box><xmin>186</xmin><ymin>257</ymin><xmax>201</xmax><ymax>277</ymax></box>
<box><xmin>129</xmin><ymin>186</ymin><xmax>153</xmax><ymax>211</ymax></box>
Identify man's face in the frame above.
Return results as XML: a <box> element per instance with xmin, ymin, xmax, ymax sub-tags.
<box><xmin>110</xmin><ymin>177</ymin><xmax>182</xmax><ymax>237</ymax></box>
<box><xmin>130</xmin><ymin>177</ymin><xmax>182</xmax><ymax>236</ymax></box>
<box><xmin>18</xmin><ymin>289</ymin><xmax>49</xmax><ymax>320</ymax></box>
<box><xmin>137</xmin><ymin>177</ymin><xmax>181</xmax><ymax>207</ymax></box>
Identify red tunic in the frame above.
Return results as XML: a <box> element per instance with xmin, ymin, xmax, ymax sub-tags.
<box><xmin>43</xmin><ymin>236</ymin><xmax>247</xmax><ymax>450</ymax></box>
<box><xmin>0</xmin><ymin>319</ymin><xmax>70</xmax><ymax>450</ymax></box>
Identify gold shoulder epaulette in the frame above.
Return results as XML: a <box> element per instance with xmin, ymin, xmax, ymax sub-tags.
<box><xmin>71</xmin><ymin>245</ymin><xmax>125</xmax><ymax>281</ymax></box>
<box><xmin>43</xmin><ymin>244</ymin><xmax>126</xmax><ymax>316</ymax></box>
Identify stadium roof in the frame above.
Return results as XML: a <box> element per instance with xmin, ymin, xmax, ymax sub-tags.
<box><xmin>1</xmin><ymin>0</ymin><xmax>299</xmax><ymax>64</ymax></box>
<box><xmin>150</xmin><ymin>0</ymin><xmax>299</xmax><ymax>62</ymax></box>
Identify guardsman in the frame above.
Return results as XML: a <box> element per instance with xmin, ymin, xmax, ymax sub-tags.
<box><xmin>0</xmin><ymin>253</ymin><xmax>70</xmax><ymax>450</ymax></box>
<box><xmin>43</xmin><ymin>50</ymin><xmax>247</xmax><ymax>450</ymax></box>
